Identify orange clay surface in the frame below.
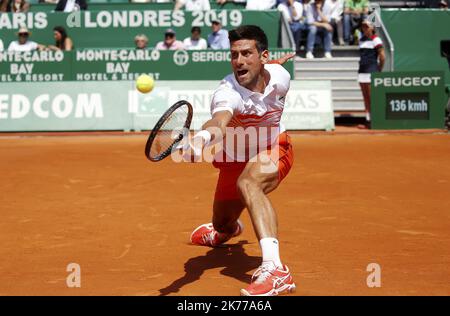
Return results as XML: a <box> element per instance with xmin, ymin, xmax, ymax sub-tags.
<box><xmin>0</xmin><ymin>131</ymin><xmax>449</xmax><ymax>296</ymax></box>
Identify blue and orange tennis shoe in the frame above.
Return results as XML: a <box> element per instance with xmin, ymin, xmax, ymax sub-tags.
<box><xmin>190</xmin><ymin>220</ymin><xmax>244</xmax><ymax>247</ymax></box>
<box><xmin>240</xmin><ymin>261</ymin><xmax>296</xmax><ymax>296</ymax></box>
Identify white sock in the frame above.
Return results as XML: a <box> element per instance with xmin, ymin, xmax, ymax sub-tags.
<box><xmin>366</xmin><ymin>112</ymin><xmax>371</xmax><ymax>122</ymax></box>
<box><xmin>259</xmin><ymin>238</ymin><xmax>282</xmax><ymax>268</ymax></box>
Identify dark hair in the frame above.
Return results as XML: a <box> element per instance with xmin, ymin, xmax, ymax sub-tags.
<box><xmin>191</xmin><ymin>26</ymin><xmax>201</xmax><ymax>34</ymax></box>
<box><xmin>53</xmin><ymin>26</ymin><xmax>68</xmax><ymax>50</ymax></box>
<box><xmin>228</xmin><ymin>25</ymin><xmax>268</xmax><ymax>53</ymax></box>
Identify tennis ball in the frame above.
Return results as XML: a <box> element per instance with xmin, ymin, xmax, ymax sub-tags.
<box><xmin>136</xmin><ymin>74</ymin><xmax>154</xmax><ymax>94</ymax></box>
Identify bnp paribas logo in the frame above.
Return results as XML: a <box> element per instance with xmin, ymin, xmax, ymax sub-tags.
<box><xmin>173</xmin><ymin>50</ymin><xmax>189</xmax><ymax>66</ymax></box>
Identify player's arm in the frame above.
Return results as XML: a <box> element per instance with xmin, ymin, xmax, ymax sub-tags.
<box><xmin>181</xmin><ymin>110</ymin><xmax>232</xmax><ymax>162</ymax></box>
<box><xmin>377</xmin><ymin>47</ymin><xmax>385</xmax><ymax>72</ymax></box>
<box><xmin>267</xmin><ymin>52</ymin><xmax>296</xmax><ymax>65</ymax></box>
<box><xmin>202</xmin><ymin>110</ymin><xmax>233</xmax><ymax>143</ymax></box>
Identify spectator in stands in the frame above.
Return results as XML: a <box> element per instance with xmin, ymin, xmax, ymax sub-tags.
<box><xmin>134</xmin><ymin>34</ymin><xmax>149</xmax><ymax>50</ymax></box>
<box><xmin>301</xmin><ymin>0</ymin><xmax>312</xmax><ymax>20</ymax></box>
<box><xmin>55</xmin><ymin>0</ymin><xmax>87</xmax><ymax>12</ymax></box>
<box><xmin>306</xmin><ymin>0</ymin><xmax>333</xmax><ymax>59</ymax></box>
<box><xmin>358</xmin><ymin>20</ymin><xmax>385</xmax><ymax>129</ymax></box>
<box><xmin>8</xmin><ymin>27</ymin><xmax>44</xmax><ymax>52</ymax></box>
<box><xmin>207</xmin><ymin>20</ymin><xmax>230</xmax><ymax>49</ymax></box>
<box><xmin>47</xmin><ymin>26</ymin><xmax>73</xmax><ymax>51</ymax></box>
<box><xmin>183</xmin><ymin>26</ymin><xmax>208</xmax><ymax>50</ymax></box>
<box><xmin>0</xmin><ymin>0</ymin><xmax>30</xmax><ymax>12</ymax></box>
<box><xmin>278</xmin><ymin>0</ymin><xmax>306</xmax><ymax>53</ymax></box>
<box><xmin>175</xmin><ymin>0</ymin><xmax>211</xmax><ymax>10</ymax></box>
<box><xmin>0</xmin><ymin>0</ymin><xmax>7</xmax><ymax>11</ymax></box>
<box><xmin>216</xmin><ymin>0</ymin><xmax>276</xmax><ymax>10</ymax></box>
<box><xmin>324</xmin><ymin>0</ymin><xmax>344</xmax><ymax>46</ymax></box>
<box><xmin>439</xmin><ymin>0</ymin><xmax>448</xmax><ymax>9</ymax></box>
<box><xmin>156</xmin><ymin>29</ymin><xmax>185</xmax><ymax>50</ymax></box>
<box><xmin>343</xmin><ymin>0</ymin><xmax>368</xmax><ymax>45</ymax></box>
<box><xmin>0</xmin><ymin>39</ymin><xmax>3</xmax><ymax>51</ymax></box>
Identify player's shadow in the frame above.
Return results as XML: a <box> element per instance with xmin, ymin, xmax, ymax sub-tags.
<box><xmin>158</xmin><ymin>240</ymin><xmax>260</xmax><ymax>296</ymax></box>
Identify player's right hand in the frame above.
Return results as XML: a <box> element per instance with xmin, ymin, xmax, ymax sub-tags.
<box><xmin>176</xmin><ymin>137</ymin><xmax>203</xmax><ymax>163</ymax></box>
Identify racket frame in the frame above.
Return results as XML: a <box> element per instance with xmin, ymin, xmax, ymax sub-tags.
<box><xmin>145</xmin><ymin>100</ymin><xmax>193</xmax><ymax>162</ymax></box>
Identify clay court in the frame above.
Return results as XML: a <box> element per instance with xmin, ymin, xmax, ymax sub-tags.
<box><xmin>0</xmin><ymin>131</ymin><xmax>449</xmax><ymax>296</ymax></box>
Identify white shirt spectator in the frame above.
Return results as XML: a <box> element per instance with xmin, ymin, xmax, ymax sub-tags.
<box><xmin>306</xmin><ymin>1</ymin><xmax>332</xmax><ymax>24</ymax></box>
<box><xmin>248</xmin><ymin>0</ymin><xmax>276</xmax><ymax>10</ymax></box>
<box><xmin>278</xmin><ymin>1</ymin><xmax>304</xmax><ymax>23</ymax></box>
<box><xmin>324</xmin><ymin>0</ymin><xmax>344</xmax><ymax>21</ymax></box>
<box><xmin>231</xmin><ymin>0</ymin><xmax>275</xmax><ymax>10</ymax></box>
<box><xmin>8</xmin><ymin>40</ymin><xmax>38</xmax><ymax>52</ymax></box>
<box><xmin>156</xmin><ymin>40</ymin><xmax>185</xmax><ymax>50</ymax></box>
<box><xmin>183</xmin><ymin>37</ymin><xmax>208</xmax><ymax>50</ymax></box>
<box><xmin>0</xmin><ymin>39</ymin><xmax>4</xmax><ymax>52</ymax></box>
<box><xmin>64</xmin><ymin>0</ymin><xmax>76</xmax><ymax>12</ymax></box>
<box><xmin>177</xmin><ymin>0</ymin><xmax>211</xmax><ymax>11</ymax></box>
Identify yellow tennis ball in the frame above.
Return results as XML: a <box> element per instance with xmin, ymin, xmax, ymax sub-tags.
<box><xmin>136</xmin><ymin>74</ymin><xmax>154</xmax><ymax>94</ymax></box>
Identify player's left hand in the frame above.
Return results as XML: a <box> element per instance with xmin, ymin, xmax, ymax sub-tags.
<box><xmin>280</xmin><ymin>52</ymin><xmax>296</xmax><ymax>64</ymax></box>
<box><xmin>269</xmin><ymin>52</ymin><xmax>296</xmax><ymax>65</ymax></box>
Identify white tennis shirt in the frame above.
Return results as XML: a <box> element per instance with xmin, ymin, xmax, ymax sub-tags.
<box><xmin>210</xmin><ymin>63</ymin><xmax>291</xmax><ymax>161</ymax></box>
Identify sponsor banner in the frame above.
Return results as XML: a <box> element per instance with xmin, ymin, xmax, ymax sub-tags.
<box><xmin>0</xmin><ymin>49</ymin><xmax>294</xmax><ymax>82</ymax></box>
<box><xmin>282</xmin><ymin>81</ymin><xmax>334</xmax><ymax>131</ymax></box>
<box><xmin>371</xmin><ymin>71</ymin><xmax>446</xmax><ymax>129</ymax></box>
<box><xmin>0</xmin><ymin>81</ymin><xmax>131</xmax><ymax>131</ymax></box>
<box><xmin>0</xmin><ymin>50</ymin><xmax>70</xmax><ymax>82</ymax></box>
<box><xmin>0</xmin><ymin>80</ymin><xmax>334</xmax><ymax>132</ymax></box>
<box><xmin>0</xmin><ymin>10</ymin><xmax>280</xmax><ymax>49</ymax></box>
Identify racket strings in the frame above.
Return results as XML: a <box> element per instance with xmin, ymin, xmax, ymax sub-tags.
<box><xmin>150</xmin><ymin>104</ymin><xmax>190</xmax><ymax>159</ymax></box>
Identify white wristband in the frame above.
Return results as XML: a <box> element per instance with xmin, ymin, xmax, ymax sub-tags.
<box><xmin>193</xmin><ymin>130</ymin><xmax>212</xmax><ymax>147</ymax></box>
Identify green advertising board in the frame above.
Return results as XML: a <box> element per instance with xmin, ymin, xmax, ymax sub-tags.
<box><xmin>0</xmin><ymin>10</ymin><xmax>281</xmax><ymax>49</ymax></box>
<box><xmin>381</xmin><ymin>9</ymin><xmax>450</xmax><ymax>87</ymax></box>
<box><xmin>0</xmin><ymin>80</ymin><xmax>334</xmax><ymax>132</ymax></box>
<box><xmin>371</xmin><ymin>71</ymin><xmax>446</xmax><ymax>129</ymax></box>
<box><xmin>0</xmin><ymin>49</ymin><xmax>294</xmax><ymax>82</ymax></box>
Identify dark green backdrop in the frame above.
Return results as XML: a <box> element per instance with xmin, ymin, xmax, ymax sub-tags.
<box><xmin>381</xmin><ymin>9</ymin><xmax>450</xmax><ymax>86</ymax></box>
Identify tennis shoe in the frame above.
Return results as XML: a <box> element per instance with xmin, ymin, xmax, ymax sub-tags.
<box><xmin>240</xmin><ymin>262</ymin><xmax>296</xmax><ymax>296</ymax></box>
<box><xmin>190</xmin><ymin>220</ymin><xmax>243</xmax><ymax>247</ymax></box>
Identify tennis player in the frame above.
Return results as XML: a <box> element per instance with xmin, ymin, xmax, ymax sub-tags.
<box><xmin>185</xmin><ymin>25</ymin><xmax>295</xmax><ymax>296</ymax></box>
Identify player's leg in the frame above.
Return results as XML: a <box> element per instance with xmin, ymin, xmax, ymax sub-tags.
<box><xmin>359</xmin><ymin>81</ymin><xmax>371</xmax><ymax>126</ymax></box>
<box><xmin>190</xmin><ymin>162</ymin><xmax>246</xmax><ymax>247</ymax></box>
<box><xmin>190</xmin><ymin>199</ymin><xmax>245</xmax><ymax>247</ymax></box>
<box><xmin>238</xmin><ymin>134</ymin><xmax>296</xmax><ymax>296</ymax></box>
<box><xmin>237</xmin><ymin>159</ymin><xmax>279</xmax><ymax>240</ymax></box>
<box><xmin>212</xmin><ymin>199</ymin><xmax>245</xmax><ymax>235</ymax></box>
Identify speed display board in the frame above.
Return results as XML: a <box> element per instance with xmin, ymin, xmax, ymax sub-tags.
<box><xmin>371</xmin><ymin>71</ymin><xmax>446</xmax><ymax>129</ymax></box>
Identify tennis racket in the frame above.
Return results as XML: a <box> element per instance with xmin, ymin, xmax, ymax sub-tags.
<box><xmin>145</xmin><ymin>100</ymin><xmax>193</xmax><ymax>162</ymax></box>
